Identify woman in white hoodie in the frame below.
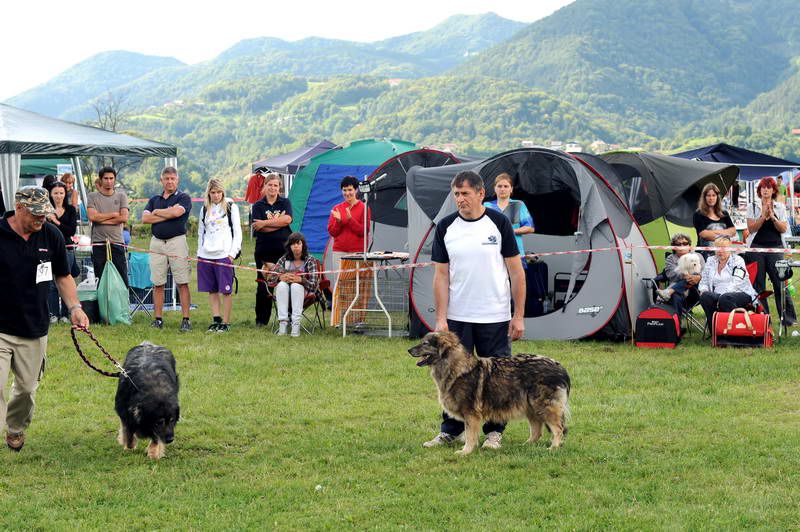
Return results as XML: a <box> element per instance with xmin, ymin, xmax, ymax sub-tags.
<box><xmin>197</xmin><ymin>178</ymin><xmax>242</xmax><ymax>332</ymax></box>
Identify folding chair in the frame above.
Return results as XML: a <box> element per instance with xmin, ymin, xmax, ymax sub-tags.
<box><xmin>128</xmin><ymin>251</ymin><xmax>153</xmax><ymax>318</ymax></box>
<box><xmin>645</xmin><ymin>251</ymin><xmax>705</xmax><ymax>336</ymax></box>
<box><xmin>645</xmin><ymin>273</ymin><xmax>705</xmax><ymax>336</ymax></box>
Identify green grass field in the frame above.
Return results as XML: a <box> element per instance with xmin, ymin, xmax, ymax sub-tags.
<box><xmin>2</xmin><ymin>235</ymin><xmax>799</xmax><ymax>529</ymax></box>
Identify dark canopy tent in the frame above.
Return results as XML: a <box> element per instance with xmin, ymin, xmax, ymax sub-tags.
<box><xmin>672</xmin><ymin>143</ymin><xmax>798</xmax><ymax>181</ymax></box>
<box><xmin>0</xmin><ymin>103</ymin><xmax>177</xmax><ymax>210</ymax></box>
<box><xmin>591</xmin><ymin>152</ymin><xmax>739</xmax><ymax>226</ymax></box>
<box><xmin>578</xmin><ymin>152</ymin><xmax>739</xmax><ymax>270</ymax></box>
<box><xmin>251</xmin><ymin>139</ymin><xmax>338</xmax><ymax>174</ymax></box>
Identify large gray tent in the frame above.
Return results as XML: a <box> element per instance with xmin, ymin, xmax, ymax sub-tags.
<box><xmin>406</xmin><ymin>148</ymin><xmax>657</xmax><ymax>341</ymax></box>
<box><xmin>0</xmin><ymin>103</ymin><xmax>176</xmax><ymax>210</ymax></box>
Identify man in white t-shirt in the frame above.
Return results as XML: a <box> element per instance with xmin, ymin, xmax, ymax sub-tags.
<box><xmin>423</xmin><ymin>170</ymin><xmax>526</xmax><ymax>451</ymax></box>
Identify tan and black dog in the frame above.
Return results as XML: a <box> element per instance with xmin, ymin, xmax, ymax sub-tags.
<box><xmin>409</xmin><ymin>331</ymin><xmax>570</xmax><ymax>455</ymax></box>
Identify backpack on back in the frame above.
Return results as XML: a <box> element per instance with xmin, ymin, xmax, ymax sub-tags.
<box><xmin>200</xmin><ymin>201</ymin><xmax>241</xmax><ymax>260</ymax></box>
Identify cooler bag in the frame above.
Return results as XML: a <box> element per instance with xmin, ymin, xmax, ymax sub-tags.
<box><xmin>635</xmin><ymin>304</ymin><xmax>681</xmax><ymax>348</ymax></box>
<box><xmin>712</xmin><ymin>308</ymin><xmax>773</xmax><ymax>348</ymax></box>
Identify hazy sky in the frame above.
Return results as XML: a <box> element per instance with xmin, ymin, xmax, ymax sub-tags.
<box><xmin>1</xmin><ymin>0</ymin><xmax>573</xmax><ymax>101</ymax></box>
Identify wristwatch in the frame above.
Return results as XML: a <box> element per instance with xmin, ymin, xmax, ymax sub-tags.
<box><xmin>68</xmin><ymin>304</ymin><xmax>83</xmax><ymax>315</ymax></box>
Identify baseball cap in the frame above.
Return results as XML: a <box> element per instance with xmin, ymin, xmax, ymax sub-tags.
<box><xmin>15</xmin><ymin>186</ymin><xmax>54</xmax><ymax>216</ymax></box>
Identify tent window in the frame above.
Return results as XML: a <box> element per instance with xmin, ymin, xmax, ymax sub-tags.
<box><xmin>512</xmin><ymin>189</ymin><xmax>579</xmax><ymax>236</ymax></box>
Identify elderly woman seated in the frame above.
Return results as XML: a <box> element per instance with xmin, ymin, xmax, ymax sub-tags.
<box><xmin>698</xmin><ymin>235</ymin><xmax>758</xmax><ymax>330</ymax></box>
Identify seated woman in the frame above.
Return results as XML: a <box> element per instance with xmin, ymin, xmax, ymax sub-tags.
<box><xmin>657</xmin><ymin>233</ymin><xmax>704</xmax><ymax>314</ymax></box>
<box><xmin>698</xmin><ymin>235</ymin><xmax>758</xmax><ymax>330</ymax></box>
<box><xmin>270</xmin><ymin>232</ymin><xmax>318</xmax><ymax>337</ymax></box>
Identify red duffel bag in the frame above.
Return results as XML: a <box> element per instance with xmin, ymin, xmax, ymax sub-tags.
<box><xmin>712</xmin><ymin>308</ymin><xmax>773</xmax><ymax>348</ymax></box>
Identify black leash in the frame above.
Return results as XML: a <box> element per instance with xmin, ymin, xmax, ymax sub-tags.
<box><xmin>69</xmin><ymin>326</ymin><xmax>139</xmax><ymax>390</ymax></box>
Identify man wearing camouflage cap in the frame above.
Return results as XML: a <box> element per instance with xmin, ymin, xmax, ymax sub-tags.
<box><xmin>0</xmin><ymin>186</ymin><xmax>89</xmax><ymax>452</ymax></box>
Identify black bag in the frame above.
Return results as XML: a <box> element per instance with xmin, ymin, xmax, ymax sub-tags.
<box><xmin>81</xmin><ymin>299</ymin><xmax>101</xmax><ymax>324</ymax></box>
<box><xmin>524</xmin><ymin>259</ymin><xmax>548</xmax><ymax>317</ymax></box>
<box><xmin>635</xmin><ymin>304</ymin><xmax>681</xmax><ymax>348</ymax></box>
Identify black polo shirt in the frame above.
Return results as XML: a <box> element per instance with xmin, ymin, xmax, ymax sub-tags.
<box><xmin>0</xmin><ymin>212</ymin><xmax>69</xmax><ymax>338</ymax></box>
<box><xmin>144</xmin><ymin>190</ymin><xmax>192</xmax><ymax>240</ymax></box>
<box><xmin>252</xmin><ymin>196</ymin><xmax>293</xmax><ymax>254</ymax></box>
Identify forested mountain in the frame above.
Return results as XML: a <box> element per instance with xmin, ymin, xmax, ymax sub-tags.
<box><xmin>374</xmin><ymin>13</ymin><xmax>526</xmax><ymax>70</ymax></box>
<box><xmin>121</xmin><ymin>74</ymin><xmax>647</xmax><ymax>198</ymax></box>
<box><xmin>7</xmin><ymin>51</ymin><xmax>183</xmax><ymax>119</ymax></box>
<box><xmin>455</xmin><ymin>0</ymin><xmax>800</xmax><ymax>136</ymax></box>
<box><xmin>7</xmin><ymin>13</ymin><xmax>524</xmax><ymax>120</ymax></box>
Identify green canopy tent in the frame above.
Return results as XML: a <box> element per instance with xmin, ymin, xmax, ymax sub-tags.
<box><xmin>19</xmin><ymin>157</ymin><xmax>72</xmax><ymax>177</ymax></box>
<box><xmin>288</xmin><ymin>138</ymin><xmax>416</xmax><ymax>255</ymax></box>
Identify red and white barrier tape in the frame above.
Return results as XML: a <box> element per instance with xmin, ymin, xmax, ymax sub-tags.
<box><xmin>68</xmin><ymin>240</ymin><xmax>800</xmax><ymax>279</ymax></box>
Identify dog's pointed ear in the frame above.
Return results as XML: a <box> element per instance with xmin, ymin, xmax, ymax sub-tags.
<box><xmin>437</xmin><ymin>331</ymin><xmax>460</xmax><ymax>358</ymax></box>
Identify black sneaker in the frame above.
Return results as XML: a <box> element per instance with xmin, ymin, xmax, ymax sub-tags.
<box><xmin>151</xmin><ymin>318</ymin><xmax>163</xmax><ymax>329</ymax></box>
<box><xmin>207</xmin><ymin>323</ymin><xmax>220</xmax><ymax>332</ymax></box>
<box><xmin>179</xmin><ymin>318</ymin><xmax>192</xmax><ymax>332</ymax></box>
<box><xmin>216</xmin><ymin>324</ymin><xmax>230</xmax><ymax>333</ymax></box>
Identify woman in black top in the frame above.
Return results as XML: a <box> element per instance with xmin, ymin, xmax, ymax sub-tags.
<box><xmin>745</xmin><ymin>176</ymin><xmax>795</xmax><ymax>326</ymax></box>
<box><xmin>251</xmin><ymin>174</ymin><xmax>293</xmax><ymax>327</ymax></box>
<box><xmin>693</xmin><ymin>183</ymin><xmax>736</xmax><ymax>258</ymax></box>
<box><xmin>46</xmin><ymin>182</ymin><xmax>80</xmax><ymax>321</ymax></box>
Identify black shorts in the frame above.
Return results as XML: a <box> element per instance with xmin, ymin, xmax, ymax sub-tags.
<box><xmin>446</xmin><ymin>319</ymin><xmax>511</xmax><ymax>358</ymax></box>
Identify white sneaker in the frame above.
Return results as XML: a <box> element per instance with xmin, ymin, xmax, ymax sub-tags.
<box><xmin>277</xmin><ymin>321</ymin><xmax>288</xmax><ymax>336</ymax></box>
<box><xmin>422</xmin><ymin>431</ymin><xmax>464</xmax><ymax>448</ymax></box>
<box><xmin>482</xmin><ymin>431</ymin><xmax>503</xmax><ymax>450</ymax></box>
<box><xmin>59</xmin><ymin>317</ymin><xmax>70</xmax><ymax>324</ymax></box>
<box><xmin>49</xmin><ymin>315</ymin><xmax>58</xmax><ymax>324</ymax></box>
<box><xmin>290</xmin><ymin>323</ymin><xmax>300</xmax><ymax>337</ymax></box>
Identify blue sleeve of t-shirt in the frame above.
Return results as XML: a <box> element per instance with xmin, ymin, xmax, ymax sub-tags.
<box><xmin>519</xmin><ymin>202</ymin><xmax>534</xmax><ymax>230</ymax></box>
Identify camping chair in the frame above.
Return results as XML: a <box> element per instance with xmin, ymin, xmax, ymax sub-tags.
<box><xmin>645</xmin><ymin>252</ymin><xmax>704</xmax><ymax>335</ymax></box>
<box><xmin>646</xmin><ymin>271</ymin><xmax>705</xmax><ymax>336</ymax></box>
<box><xmin>128</xmin><ymin>251</ymin><xmax>153</xmax><ymax>318</ymax></box>
<box><xmin>269</xmin><ymin>258</ymin><xmax>330</xmax><ymax>334</ymax></box>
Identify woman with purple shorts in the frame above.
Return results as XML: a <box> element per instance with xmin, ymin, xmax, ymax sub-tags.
<box><xmin>197</xmin><ymin>178</ymin><xmax>242</xmax><ymax>332</ymax></box>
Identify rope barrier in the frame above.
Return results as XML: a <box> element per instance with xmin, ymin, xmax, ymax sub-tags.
<box><xmin>68</xmin><ymin>240</ymin><xmax>800</xmax><ymax>279</ymax></box>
